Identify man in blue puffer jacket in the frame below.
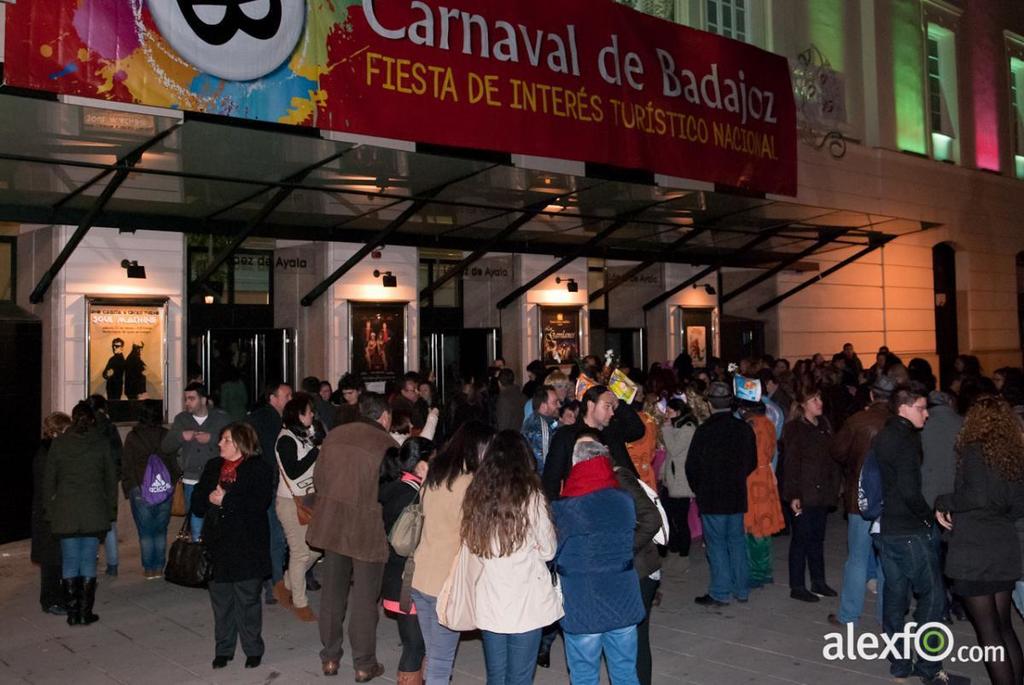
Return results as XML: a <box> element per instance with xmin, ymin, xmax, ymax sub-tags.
<box><xmin>553</xmin><ymin>436</ymin><xmax>645</xmax><ymax>685</ymax></box>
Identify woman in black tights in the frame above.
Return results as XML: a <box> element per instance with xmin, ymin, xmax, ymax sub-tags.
<box><xmin>936</xmin><ymin>395</ymin><xmax>1024</xmax><ymax>685</ymax></box>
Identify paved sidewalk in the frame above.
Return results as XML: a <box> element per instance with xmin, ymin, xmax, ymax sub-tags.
<box><xmin>0</xmin><ymin>512</ymin><xmax>995</xmax><ymax>684</ymax></box>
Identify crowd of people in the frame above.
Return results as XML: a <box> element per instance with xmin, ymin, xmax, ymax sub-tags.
<box><xmin>27</xmin><ymin>343</ymin><xmax>1024</xmax><ymax>685</ymax></box>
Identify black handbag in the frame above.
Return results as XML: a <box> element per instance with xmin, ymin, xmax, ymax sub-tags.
<box><xmin>164</xmin><ymin>510</ymin><xmax>212</xmax><ymax>588</ymax></box>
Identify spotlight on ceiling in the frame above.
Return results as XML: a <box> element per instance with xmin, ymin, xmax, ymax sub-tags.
<box><xmin>556</xmin><ymin>277</ymin><xmax>579</xmax><ymax>293</ymax></box>
<box><xmin>120</xmin><ymin>259</ymin><xmax>146</xmax><ymax>279</ymax></box>
<box><xmin>373</xmin><ymin>269</ymin><xmax>398</xmax><ymax>288</ymax></box>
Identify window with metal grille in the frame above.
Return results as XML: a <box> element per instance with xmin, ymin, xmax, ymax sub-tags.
<box><xmin>927</xmin><ymin>36</ymin><xmax>944</xmax><ymax>134</ymax></box>
<box><xmin>1012</xmin><ymin>57</ymin><xmax>1024</xmax><ymax>177</ymax></box>
<box><xmin>706</xmin><ymin>0</ymin><xmax>748</xmax><ymax>42</ymax></box>
<box><xmin>925</xmin><ymin>24</ymin><xmax>958</xmax><ymax>163</ymax></box>
<box><xmin>616</xmin><ymin>0</ymin><xmax>675</xmax><ymax>22</ymax></box>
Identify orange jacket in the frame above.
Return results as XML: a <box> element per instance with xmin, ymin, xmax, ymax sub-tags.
<box><xmin>627</xmin><ymin>412</ymin><xmax>659</xmax><ymax>491</ymax></box>
<box><xmin>744</xmin><ymin>414</ymin><xmax>785</xmax><ymax>538</ymax></box>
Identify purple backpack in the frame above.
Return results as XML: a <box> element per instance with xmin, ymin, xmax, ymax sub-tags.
<box><xmin>141</xmin><ymin>453</ymin><xmax>173</xmax><ymax>506</ymax></box>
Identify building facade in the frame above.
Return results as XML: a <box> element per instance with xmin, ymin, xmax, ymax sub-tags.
<box><xmin>1</xmin><ymin>0</ymin><xmax>1023</xmax><ymax>423</ymax></box>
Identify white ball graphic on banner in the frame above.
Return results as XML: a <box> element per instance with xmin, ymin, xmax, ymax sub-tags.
<box><xmin>146</xmin><ymin>0</ymin><xmax>306</xmax><ymax>81</ymax></box>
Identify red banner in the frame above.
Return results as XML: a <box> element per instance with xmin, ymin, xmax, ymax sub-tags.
<box><xmin>4</xmin><ymin>0</ymin><xmax>797</xmax><ymax>195</ymax></box>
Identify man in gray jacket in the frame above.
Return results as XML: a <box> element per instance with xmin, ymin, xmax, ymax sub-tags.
<box><xmin>161</xmin><ymin>382</ymin><xmax>231</xmax><ymax>540</ymax></box>
<box><xmin>920</xmin><ymin>391</ymin><xmax>962</xmax><ymax>508</ymax></box>
<box><xmin>920</xmin><ymin>390</ymin><xmax>964</xmax><ymax>622</ymax></box>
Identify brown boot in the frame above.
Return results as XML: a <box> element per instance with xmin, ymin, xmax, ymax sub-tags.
<box><xmin>272</xmin><ymin>580</ymin><xmax>292</xmax><ymax>608</ymax></box>
<box><xmin>292</xmin><ymin>605</ymin><xmax>316</xmax><ymax>622</ymax></box>
<box><xmin>396</xmin><ymin>669</ymin><xmax>423</xmax><ymax>685</ymax></box>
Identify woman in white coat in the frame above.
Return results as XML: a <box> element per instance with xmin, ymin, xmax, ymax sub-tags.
<box><xmin>460</xmin><ymin>430</ymin><xmax>563</xmax><ymax>685</ymax></box>
<box><xmin>659</xmin><ymin>398</ymin><xmax>697</xmax><ymax>558</ymax></box>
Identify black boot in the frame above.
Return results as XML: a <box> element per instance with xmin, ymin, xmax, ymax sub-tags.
<box><xmin>81</xmin><ymin>578</ymin><xmax>99</xmax><ymax>625</ymax></box>
<box><xmin>63</xmin><ymin>578</ymin><xmax>82</xmax><ymax>626</ymax></box>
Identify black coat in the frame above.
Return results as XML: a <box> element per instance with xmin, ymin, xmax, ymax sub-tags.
<box><xmin>780</xmin><ymin>416</ymin><xmax>839</xmax><ymax>508</ymax></box>
<box><xmin>875</xmin><ymin>416</ymin><xmax>932</xmax><ymax>535</ymax></box>
<box><xmin>379</xmin><ymin>478</ymin><xmax>419</xmax><ymax>606</ymax></box>
<box><xmin>935</xmin><ymin>443</ymin><xmax>1024</xmax><ymax>582</ymax></box>
<box><xmin>192</xmin><ymin>457</ymin><xmax>274</xmax><ymax>583</ymax></box>
<box><xmin>43</xmin><ymin>428</ymin><xmax>118</xmax><ymax>537</ymax></box>
<box><xmin>31</xmin><ymin>440</ymin><xmax>60</xmax><ymax>565</ymax></box>
<box><xmin>542</xmin><ymin>404</ymin><xmax>645</xmax><ymax>500</ymax></box>
<box><xmin>246</xmin><ymin>405</ymin><xmax>282</xmax><ymax>483</ymax></box>
<box><xmin>684</xmin><ymin>411</ymin><xmax>757</xmax><ymax>515</ymax></box>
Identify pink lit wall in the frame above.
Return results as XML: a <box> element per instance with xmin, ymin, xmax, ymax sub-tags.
<box><xmin>965</xmin><ymin>2</ymin><xmax>1002</xmax><ymax>172</ymax></box>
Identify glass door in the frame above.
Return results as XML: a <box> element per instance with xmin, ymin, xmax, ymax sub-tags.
<box><xmin>198</xmin><ymin>328</ymin><xmax>296</xmax><ymax>413</ymax></box>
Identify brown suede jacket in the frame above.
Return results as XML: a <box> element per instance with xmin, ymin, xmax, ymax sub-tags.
<box><xmin>830</xmin><ymin>401</ymin><xmax>890</xmax><ymax>514</ymax></box>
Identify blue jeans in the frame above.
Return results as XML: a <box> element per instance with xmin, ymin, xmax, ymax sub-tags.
<box><xmin>183</xmin><ymin>482</ymin><xmax>204</xmax><ymax>540</ymax></box>
<box><xmin>837</xmin><ymin>514</ymin><xmax>885</xmax><ymax>625</ymax></box>
<box><xmin>564</xmin><ymin>626</ymin><xmax>640</xmax><ymax>685</ymax></box>
<box><xmin>103</xmin><ymin>523</ymin><xmax>119</xmax><ymax>568</ymax></box>
<box><xmin>1013</xmin><ymin>580</ymin><xmax>1024</xmax><ymax>619</ymax></box>
<box><xmin>129</xmin><ymin>488</ymin><xmax>172</xmax><ymax>571</ymax></box>
<box><xmin>268</xmin><ymin>504</ymin><xmax>286</xmax><ymax>584</ymax></box>
<box><xmin>876</xmin><ymin>532</ymin><xmax>945</xmax><ymax>679</ymax></box>
<box><xmin>702</xmin><ymin>513</ymin><xmax>749</xmax><ymax>602</ymax></box>
<box><xmin>61</xmin><ymin>536</ymin><xmax>100</xmax><ymax>579</ymax></box>
<box><xmin>411</xmin><ymin>590</ymin><xmax>461</xmax><ymax>685</ymax></box>
<box><xmin>482</xmin><ymin>629</ymin><xmax>542</xmax><ymax>685</ymax></box>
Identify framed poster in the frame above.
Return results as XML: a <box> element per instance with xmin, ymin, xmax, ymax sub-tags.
<box><xmin>350</xmin><ymin>302</ymin><xmax>406</xmax><ymax>386</ymax></box>
<box><xmin>86</xmin><ymin>298</ymin><xmax>167</xmax><ymax>422</ymax></box>
<box><xmin>687</xmin><ymin>326</ymin><xmax>708</xmax><ymax>367</ymax></box>
<box><xmin>539</xmin><ymin>306</ymin><xmax>582</xmax><ymax>367</ymax></box>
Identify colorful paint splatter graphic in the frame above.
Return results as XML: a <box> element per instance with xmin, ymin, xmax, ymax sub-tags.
<box><xmin>9</xmin><ymin>0</ymin><xmax>361</xmax><ymax>126</ymax></box>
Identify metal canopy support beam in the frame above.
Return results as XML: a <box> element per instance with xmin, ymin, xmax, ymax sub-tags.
<box><xmin>29</xmin><ymin>167</ymin><xmax>133</xmax><ymax>303</ymax></box>
<box><xmin>419</xmin><ymin>199</ymin><xmax>554</xmax><ymax>300</ymax></box>
<box><xmin>719</xmin><ymin>228</ymin><xmax>853</xmax><ymax>306</ymax></box>
<box><xmin>642</xmin><ymin>230</ymin><xmax>777</xmax><ymax>311</ymax></box>
<box><xmin>188</xmin><ymin>151</ymin><xmax>349</xmax><ymax>295</ymax></box>
<box><xmin>29</xmin><ymin>124</ymin><xmax>183</xmax><ymax>304</ymax></box>
<box><xmin>495</xmin><ymin>199</ymin><xmax>671</xmax><ymax>310</ymax></box>
<box><xmin>588</xmin><ymin>227</ymin><xmax>711</xmax><ymax>303</ymax></box>
<box><xmin>301</xmin><ymin>166</ymin><xmax>496</xmax><ymax>307</ymax></box>
<box><xmin>756</xmin><ymin>234</ymin><xmax>897</xmax><ymax>313</ymax></box>
<box><xmin>53</xmin><ymin>124</ymin><xmax>182</xmax><ymax>210</ymax></box>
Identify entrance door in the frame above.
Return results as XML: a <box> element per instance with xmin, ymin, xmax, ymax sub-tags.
<box><xmin>196</xmin><ymin>328</ymin><xmax>297</xmax><ymax>413</ymax></box>
<box><xmin>0</xmin><ymin>308</ymin><xmax>41</xmax><ymax>543</ymax></box>
<box><xmin>933</xmin><ymin>243</ymin><xmax>959</xmax><ymax>390</ymax></box>
<box><xmin>720</xmin><ymin>316</ymin><xmax>765</xmax><ymax>363</ymax></box>
<box><xmin>421</xmin><ymin>328</ymin><xmax>498</xmax><ymax>402</ymax></box>
<box><xmin>673</xmin><ymin>307</ymin><xmax>714</xmax><ymax>368</ymax></box>
<box><xmin>605</xmin><ymin>328</ymin><xmax>644</xmax><ymax>371</ymax></box>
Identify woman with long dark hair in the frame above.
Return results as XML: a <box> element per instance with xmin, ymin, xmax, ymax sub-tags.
<box><xmin>273</xmin><ymin>393</ymin><xmax>322</xmax><ymax>622</ymax></box>
<box><xmin>781</xmin><ymin>384</ymin><xmax>839</xmax><ymax>603</ymax></box>
<box><xmin>122</xmin><ymin>400</ymin><xmax>179</xmax><ymax>578</ymax></box>
<box><xmin>936</xmin><ymin>396</ymin><xmax>1024</xmax><ymax>685</ymax></box>
<box><xmin>412</xmin><ymin>420</ymin><xmax>495</xmax><ymax>685</ymax></box>
<box><xmin>192</xmin><ymin>422</ymin><xmax>274</xmax><ymax>669</ymax></box>
<box><xmin>461</xmin><ymin>431</ymin><xmax>563</xmax><ymax>684</ymax></box>
<box><xmin>43</xmin><ymin>401</ymin><xmax>117</xmax><ymax>626</ymax></box>
<box><xmin>660</xmin><ymin>398</ymin><xmax>697</xmax><ymax>558</ymax></box>
<box><xmin>32</xmin><ymin>412</ymin><xmax>72</xmax><ymax>615</ymax></box>
<box><xmin>380</xmin><ymin>437</ymin><xmax>435</xmax><ymax>684</ymax></box>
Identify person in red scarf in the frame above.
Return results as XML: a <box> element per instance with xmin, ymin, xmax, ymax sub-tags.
<box><xmin>192</xmin><ymin>422</ymin><xmax>274</xmax><ymax>671</ymax></box>
<box><xmin>552</xmin><ymin>435</ymin><xmax>645</xmax><ymax>685</ymax></box>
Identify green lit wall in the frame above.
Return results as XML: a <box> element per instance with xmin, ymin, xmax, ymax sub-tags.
<box><xmin>891</xmin><ymin>0</ymin><xmax>927</xmax><ymax>154</ymax></box>
<box><xmin>808</xmin><ymin>0</ymin><xmax>844</xmax><ymax>72</ymax></box>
